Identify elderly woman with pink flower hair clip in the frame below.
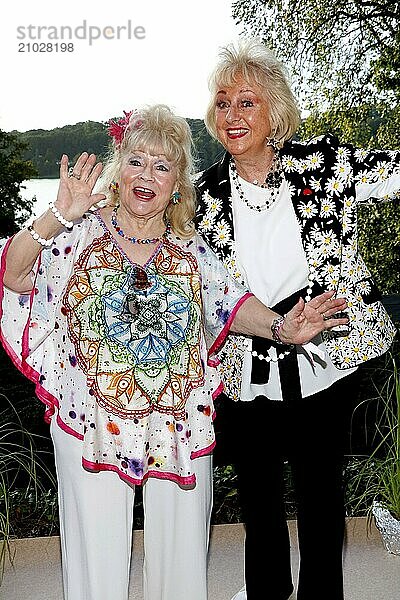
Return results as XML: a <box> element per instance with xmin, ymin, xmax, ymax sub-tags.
<box><xmin>0</xmin><ymin>104</ymin><xmax>348</xmax><ymax>600</ymax></box>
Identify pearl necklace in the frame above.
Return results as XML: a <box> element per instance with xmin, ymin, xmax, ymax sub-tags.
<box><xmin>230</xmin><ymin>155</ymin><xmax>283</xmax><ymax>212</ymax></box>
<box><xmin>250</xmin><ymin>270</ymin><xmax>317</xmax><ymax>362</ymax></box>
<box><xmin>111</xmin><ymin>206</ymin><xmax>171</xmax><ymax>244</ymax></box>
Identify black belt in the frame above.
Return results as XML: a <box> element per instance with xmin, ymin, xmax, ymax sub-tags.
<box><xmin>250</xmin><ymin>283</ymin><xmax>323</xmax><ymax>402</ymax></box>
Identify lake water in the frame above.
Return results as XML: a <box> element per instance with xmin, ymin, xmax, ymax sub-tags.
<box><xmin>21</xmin><ymin>179</ymin><xmax>60</xmax><ymax>220</ymax></box>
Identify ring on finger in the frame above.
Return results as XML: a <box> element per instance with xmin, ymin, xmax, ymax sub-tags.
<box><xmin>68</xmin><ymin>167</ymin><xmax>81</xmax><ymax>179</ymax></box>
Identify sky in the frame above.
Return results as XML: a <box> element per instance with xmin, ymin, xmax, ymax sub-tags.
<box><xmin>0</xmin><ymin>0</ymin><xmax>244</xmax><ymax>132</ymax></box>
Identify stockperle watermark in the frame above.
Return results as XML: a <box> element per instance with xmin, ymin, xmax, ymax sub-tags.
<box><xmin>17</xmin><ymin>20</ymin><xmax>146</xmax><ymax>53</ymax></box>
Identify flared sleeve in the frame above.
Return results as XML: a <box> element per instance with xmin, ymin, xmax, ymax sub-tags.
<box><xmin>194</xmin><ymin>234</ymin><xmax>252</xmax><ymax>359</ymax></box>
<box><xmin>0</xmin><ymin>217</ymin><xmax>91</xmax><ymax>420</ymax></box>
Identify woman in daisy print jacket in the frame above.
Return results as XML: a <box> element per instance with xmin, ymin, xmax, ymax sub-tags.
<box><xmin>195</xmin><ymin>39</ymin><xmax>400</xmax><ymax>600</ymax></box>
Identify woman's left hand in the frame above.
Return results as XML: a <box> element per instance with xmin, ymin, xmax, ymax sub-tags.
<box><xmin>279</xmin><ymin>290</ymin><xmax>348</xmax><ymax>345</ymax></box>
<box><xmin>55</xmin><ymin>153</ymin><xmax>106</xmax><ymax>223</ymax></box>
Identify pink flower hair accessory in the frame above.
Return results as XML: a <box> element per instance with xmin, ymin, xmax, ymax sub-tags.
<box><xmin>107</xmin><ymin>110</ymin><xmax>134</xmax><ymax>148</ymax></box>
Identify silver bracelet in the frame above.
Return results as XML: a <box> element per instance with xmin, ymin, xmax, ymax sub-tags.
<box><xmin>27</xmin><ymin>224</ymin><xmax>54</xmax><ymax>247</ymax></box>
<box><xmin>49</xmin><ymin>202</ymin><xmax>73</xmax><ymax>229</ymax></box>
<box><xmin>271</xmin><ymin>315</ymin><xmax>286</xmax><ymax>344</ymax></box>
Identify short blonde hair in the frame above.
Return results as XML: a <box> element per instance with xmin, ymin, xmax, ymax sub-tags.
<box><xmin>99</xmin><ymin>104</ymin><xmax>197</xmax><ymax>238</ymax></box>
<box><xmin>205</xmin><ymin>39</ymin><xmax>301</xmax><ymax>146</ymax></box>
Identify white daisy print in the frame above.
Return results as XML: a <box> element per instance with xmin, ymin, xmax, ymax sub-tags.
<box><xmin>299</xmin><ymin>201</ymin><xmax>318</xmax><ymax>219</ymax></box>
<box><xmin>354</xmin><ymin>169</ymin><xmax>373</xmax><ymax>185</ymax></box>
<box><xmin>281</xmin><ymin>156</ymin><xmax>299</xmax><ymax>172</ymax></box>
<box><xmin>212</xmin><ymin>219</ymin><xmax>231</xmax><ymax>248</ymax></box>
<box><xmin>307</xmin><ymin>152</ymin><xmax>324</xmax><ymax>170</ymax></box>
<box><xmin>202</xmin><ymin>191</ymin><xmax>222</xmax><ymax>214</ymax></box>
<box><xmin>371</xmin><ymin>162</ymin><xmax>390</xmax><ymax>181</ymax></box>
<box><xmin>315</xmin><ymin>229</ymin><xmax>340</xmax><ymax>255</ymax></box>
<box><xmin>341</xmin><ymin>261</ymin><xmax>358</xmax><ymax>279</ymax></box>
<box><xmin>297</xmin><ymin>160</ymin><xmax>309</xmax><ymax>173</ymax></box>
<box><xmin>356</xmin><ymin>280</ymin><xmax>372</xmax><ymax>295</ymax></box>
<box><xmin>325</xmin><ymin>177</ymin><xmax>344</xmax><ymax>195</ymax></box>
<box><xmin>334</xmin><ymin>161</ymin><xmax>352</xmax><ymax>181</ymax></box>
<box><xmin>321</xmin><ymin>262</ymin><xmax>340</xmax><ymax>280</ymax></box>
<box><xmin>310</xmin><ymin>177</ymin><xmax>322</xmax><ymax>191</ymax></box>
<box><xmin>337</xmin><ymin>146</ymin><xmax>351</xmax><ymax>161</ymax></box>
<box><xmin>320</xmin><ymin>198</ymin><xmax>336</xmax><ymax>218</ymax></box>
<box><xmin>354</xmin><ymin>148</ymin><xmax>369</xmax><ymax>162</ymax></box>
<box><xmin>199</xmin><ymin>214</ymin><xmax>215</xmax><ymax>232</ymax></box>
<box><xmin>308</xmin><ymin>223</ymin><xmax>324</xmax><ymax>240</ymax></box>
<box><xmin>208</xmin><ymin>197</ymin><xmax>223</xmax><ymax>215</ymax></box>
<box><xmin>342</xmin><ymin>213</ymin><xmax>355</xmax><ymax>235</ymax></box>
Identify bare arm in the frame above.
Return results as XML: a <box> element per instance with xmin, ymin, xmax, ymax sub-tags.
<box><xmin>230</xmin><ymin>291</ymin><xmax>348</xmax><ymax>346</ymax></box>
<box><xmin>3</xmin><ymin>153</ymin><xmax>105</xmax><ymax>294</ymax></box>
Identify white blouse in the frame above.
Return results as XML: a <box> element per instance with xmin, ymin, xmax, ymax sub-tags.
<box><xmin>231</xmin><ymin>175</ymin><xmax>357</xmax><ymax>401</ymax></box>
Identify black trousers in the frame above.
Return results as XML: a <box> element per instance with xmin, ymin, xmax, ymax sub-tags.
<box><xmin>213</xmin><ymin>372</ymin><xmax>360</xmax><ymax>600</ymax></box>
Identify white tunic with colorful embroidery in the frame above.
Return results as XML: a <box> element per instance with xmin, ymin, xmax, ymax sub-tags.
<box><xmin>0</xmin><ymin>212</ymin><xmax>250</xmax><ymax>485</ymax></box>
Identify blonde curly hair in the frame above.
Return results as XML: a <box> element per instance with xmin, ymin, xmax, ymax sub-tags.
<box><xmin>98</xmin><ymin>104</ymin><xmax>197</xmax><ymax>238</ymax></box>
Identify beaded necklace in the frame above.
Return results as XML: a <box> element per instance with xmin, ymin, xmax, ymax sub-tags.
<box><xmin>230</xmin><ymin>154</ymin><xmax>284</xmax><ymax>212</ymax></box>
<box><xmin>111</xmin><ymin>206</ymin><xmax>171</xmax><ymax>244</ymax></box>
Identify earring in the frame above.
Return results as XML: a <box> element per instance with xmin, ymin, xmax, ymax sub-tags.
<box><xmin>266</xmin><ymin>135</ymin><xmax>280</xmax><ymax>152</ymax></box>
<box><xmin>109</xmin><ymin>181</ymin><xmax>119</xmax><ymax>194</ymax></box>
<box><xmin>171</xmin><ymin>191</ymin><xmax>182</xmax><ymax>205</ymax></box>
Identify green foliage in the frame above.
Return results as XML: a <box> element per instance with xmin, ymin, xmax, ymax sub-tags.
<box><xmin>372</xmin><ymin>31</ymin><xmax>400</xmax><ymax>95</ymax></box>
<box><xmin>0</xmin><ymin>130</ymin><xmax>37</xmax><ymax>237</ymax></box>
<box><xmin>16</xmin><ymin>119</ymin><xmax>224</xmax><ymax>180</ymax></box>
<box><xmin>298</xmin><ymin>105</ymin><xmax>383</xmax><ymax>147</ymax></box>
<box><xmin>212</xmin><ymin>465</ymin><xmax>241</xmax><ymax>524</ymax></box>
<box><xmin>358</xmin><ymin>203</ymin><xmax>400</xmax><ymax>295</ymax></box>
<box><xmin>7</xmin><ymin>488</ymin><xmax>58</xmax><ymax>539</ymax></box>
<box><xmin>187</xmin><ymin>119</ymin><xmax>225</xmax><ymax>171</ymax></box>
<box><xmin>232</xmin><ymin>0</ymin><xmax>400</xmax><ymax>109</ymax></box>
<box><xmin>346</xmin><ymin>352</ymin><xmax>400</xmax><ymax>521</ymax></box>
<box><xmin>0</xmin><ymin>395</ymin><xmax>56</xmax><ymax>579</ymax></box>
<box><xmin>18</xmin><ymin>121</ymin><xmax>109</xmax><ymax>179</ymax></box>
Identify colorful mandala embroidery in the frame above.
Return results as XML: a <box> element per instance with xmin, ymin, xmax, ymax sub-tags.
<box><xmin>62</xmin><ymin>234</ymin><xmax>205</xmax><ymax>419</ymax></box>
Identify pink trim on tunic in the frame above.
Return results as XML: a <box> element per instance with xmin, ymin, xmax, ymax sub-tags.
<box><xmin>82</xmin><ymin>437</ymin><xmax>215</xmax><ymax>487</ymax></box>
<box><xmin>0</xmin><ymin>231</ymin><xmax>231</xmax><ymax>486</ymax></box>
<box><xmin>208</xmin><ymin>292</ymin><xmax>253</xmax><ymax>358</ymax></box>
<box><xmin>0</xmin><ymin>239</ymin><xmax>58</xmax><ymax>424</ymax></box>
<box><xmin>82</xmin><ymin>457</ymin><xmax>196</xmax><ymax>487</ymax></box>
<box><xmin>212</xmin><ymin>381</ymin><xmax>224</xmax><ymax>400</ymax></box>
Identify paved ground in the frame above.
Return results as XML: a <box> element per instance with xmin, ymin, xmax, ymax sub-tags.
<box><xmin>2</xmin><ymin>518</ymin><xmax>400</xmax><ymax>599</ymax></box>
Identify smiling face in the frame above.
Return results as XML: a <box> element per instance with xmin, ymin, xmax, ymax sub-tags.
<box><xmin>118</xmin><ymin>149</ymin><xmax>177</xmax><ymax>222</ymax></box>
<box><xmin>214</xmin><ymin>76</ymin><xmax>272</xmax><ymax>161</ymax></box>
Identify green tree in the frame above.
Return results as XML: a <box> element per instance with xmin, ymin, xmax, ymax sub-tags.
<box><xmin>19</xmin><ymin>121</ymin><xmax>110</xmax><ymax>179</ymax></box>
<box><xmin>0</xmin><ymin>130</ymin><xmax>37</xmax><ymax>237</ymax></box>
<box><xmin>372</xmin><ymin>30</ymin><xmax>400</xmax><ymax>95</ymax></box>
<box><xmin>17</xmin><ymin>119</ymin><xmax>223</xmax><ymax>179</ymax></box>
<box><xmin>232</xmin><ymin>0</ymin><xmax>400</xmax><ymax>109</ymax></box>
<box><xmin>188</xmin><ymin>119</ymin><xmax>225</xmax><ymax>170</ymax></box>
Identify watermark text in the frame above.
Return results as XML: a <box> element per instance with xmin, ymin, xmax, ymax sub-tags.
<box><xmin>17</xmin><ymin>20</ymin><xmax>146</xmax><ymax>46</ymax></box>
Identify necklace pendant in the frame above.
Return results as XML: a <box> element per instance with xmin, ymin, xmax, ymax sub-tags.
<box><xmin>230</xmin><ymin>159</ymin><xmax>283</xmax><ymax>212</ymax></box>
<box><xmin>133</xmin><ymin>266</ymin><xmax>151</xmax><ymax>290</ymax></box>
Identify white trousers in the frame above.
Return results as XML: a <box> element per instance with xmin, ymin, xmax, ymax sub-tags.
<box><xmin>50</xmin><ymin>419</ymin><xmax>213</xmax><ymax>600</ymax></box>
